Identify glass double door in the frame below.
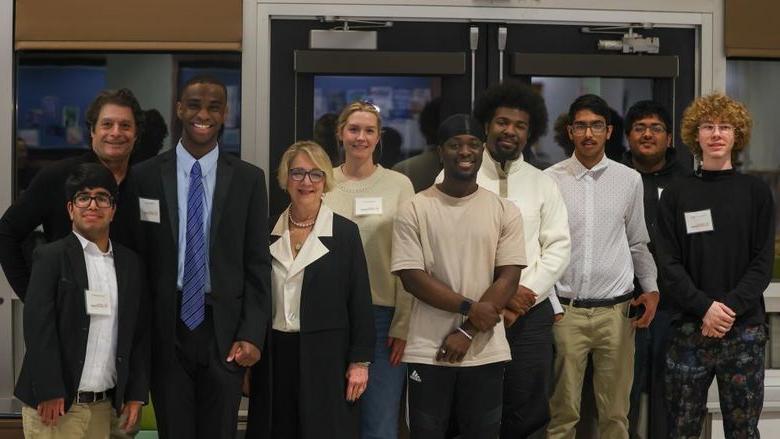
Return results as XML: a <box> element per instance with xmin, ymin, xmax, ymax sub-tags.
<box><xmin>269</xmin><ymin>19</ymin><xmax>695</xmax><ymax>215</ymax></box>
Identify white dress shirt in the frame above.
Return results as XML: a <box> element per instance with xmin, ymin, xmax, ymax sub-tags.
<box><xmin>73</xmin><ymin>231</ymin><xmax>118</xmax><ymax>392</ymax></box>
<box><xmin>269</xmin><ymin>205</ymin><xmax>334</xmax><ymax>332</ymax></box>
<box><xmin>544</xmin><ymin>155</ymin><xmax>658</xmax><ymax>300</ymax></box>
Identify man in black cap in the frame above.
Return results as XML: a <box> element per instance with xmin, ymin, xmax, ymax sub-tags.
<box><xmin>391</xmin><ymin>114</ymin><xmax>527</xmax><ymax>438</ymax></box>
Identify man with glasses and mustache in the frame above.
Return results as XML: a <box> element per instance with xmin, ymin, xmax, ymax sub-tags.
<box><xmin>656</xmin><ymin>94</ymin><xmax>773</xmax><ymax>438</ymax></box>
<box><xmin>545</xmin><ymin>94</ymin><xmax>658</xmax><ymax>439</ymax></box>
<box><xmin>14</xmin><ymin>163</ymin><xmax>149</xmax><ymax>439</ymax></box>
<box><xmin>621</xmin><ymin>100</ymin><xmax>691</xmax><ymax>439</ymax></box>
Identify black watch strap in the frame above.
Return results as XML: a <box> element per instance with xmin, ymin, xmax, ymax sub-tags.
<box><xmin>459</xmin><ymin>299</ymin><xmax>473</xmax><ymax>316</ymax></box>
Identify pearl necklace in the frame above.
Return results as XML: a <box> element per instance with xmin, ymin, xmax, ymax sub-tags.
<box><xmin>288</xmin><ymin>214</ymin><xmax>316</xmax><ymax>228</ymax></box>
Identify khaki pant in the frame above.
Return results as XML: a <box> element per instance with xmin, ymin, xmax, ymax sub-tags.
<box><xmin>23</xmin><ymin>400</ymin><xmax>112</xmax><ymax>439</ymax></box>
<box><xmin>547</xmin><ymin>301</ymin><xmax>635</xmax><ymax>439</ymax></box>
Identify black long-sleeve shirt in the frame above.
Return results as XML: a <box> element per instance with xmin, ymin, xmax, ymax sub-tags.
<box><xmin>0</xmin><ymin>151</ymin><xmax>137</xmax><ymax>299</ymax></box>
<box><xmin>623</xmin><ymin>148</ymin><xmax>692</xmax><ymax>309</ymax></box>
<box><xmin>656</xmin><ymin>168</ymin><xmax>775</xmax><ymax>326</ymax></box>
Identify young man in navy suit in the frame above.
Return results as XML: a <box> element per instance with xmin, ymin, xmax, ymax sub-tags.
<box><xmin>131</xmin><ymin>76</ymin><xmax>271</xmax><ymax>439</ymax></box>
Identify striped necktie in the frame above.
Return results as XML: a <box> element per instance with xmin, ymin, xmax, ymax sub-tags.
<box><xmin>181</xmin><ymin>161</ymin><xmax>206</xmax><ymax>330</ymax></box>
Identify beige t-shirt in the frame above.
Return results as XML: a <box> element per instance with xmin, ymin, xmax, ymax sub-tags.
<box><xmin>391</xmin><ymin>185</ymin><xmax>527</xmax><ymax>367</ymax></box>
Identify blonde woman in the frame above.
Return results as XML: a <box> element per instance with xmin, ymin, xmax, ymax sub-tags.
<box><xmin>246</xmin><ymin>141</ymin><xmax>375</xmax><ymax>439</ymax></box>
<box><xmin>324</xmin><ymin>102</ymin><xmax>414</xmax><ymax>439</ymax></box>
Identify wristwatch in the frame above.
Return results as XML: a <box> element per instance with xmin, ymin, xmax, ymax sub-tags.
<box><xmin>355</xmin><ymin>361</ymin><xmax>371</xmax><ymax>368</ymax></box>
<box><xmin>459</xmin><ymin>299</ymin><xmax>473</xmax><ymax>316</ymax></box>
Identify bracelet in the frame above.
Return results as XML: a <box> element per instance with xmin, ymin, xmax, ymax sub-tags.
<box><xmin>457</xmin><ymin>327</ymin><xmax>473</xmax><ymax>341</ymax></box>
<box><xmin>354</xmin><ymin>361</ymin><xmax>371</xmax><ymax>368</ymax></box>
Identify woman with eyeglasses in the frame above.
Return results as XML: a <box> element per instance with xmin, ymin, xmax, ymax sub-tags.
<box><xmin>245</xmin><ymin>141</ymin><xmax>375</xmax><ymax>438</ymax></box>
<box><xmin>656</xmin><ymin>94</ymin><xmax>774</xmax><ymax>438</ymax></box>
<box><xmin>323</xmin><ymin>101</ymin><xmax>414</xmax><ymax>439</ymax></box>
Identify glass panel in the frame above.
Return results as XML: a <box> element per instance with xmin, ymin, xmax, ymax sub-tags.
<box><xmin>726</xmin><ymin>59</ymin><xmax>780</xmax><ymax>279</ymax></box>
<box><xmin>313</xmin><ymin>75</ymin><xmax>441</xmax><ymax>168</ymax></box>
<box><xmin>15</xmin><ymin>53</ymin><xmax>242</xmax><ymax>198</ymax></box>
<box><xmin>531</xmin><ymin>77</ymin><xmax>653</xmax><ymax>167</ymax></box>
<box><xmin>16</xmin><ymin>63</ymin><xmax>106</xmax><ymax>194</ymax></box>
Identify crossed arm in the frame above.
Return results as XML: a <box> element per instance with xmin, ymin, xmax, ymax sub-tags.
<box><xmin>397</xmin><ymin>264</ymin><xmax>523</xmax><ymax>363</ymax></box>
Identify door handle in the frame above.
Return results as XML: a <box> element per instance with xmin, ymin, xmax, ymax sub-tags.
<box><xmin>470</xmin><ymin>26</ymin><xmax>479</xmax><ymax>110</ymax></box>
<box><xmin>498</xmin><ymin>27</ymin><xmax>507</xmax><ymax>82</ymax></box>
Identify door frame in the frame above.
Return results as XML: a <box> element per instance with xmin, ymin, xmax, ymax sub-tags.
<box><xmin>242</xmin><ymin>0</ymin><xmax>725</xmax><ymax>177</ymax></box>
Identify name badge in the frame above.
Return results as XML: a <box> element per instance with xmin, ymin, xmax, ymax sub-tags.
<box><xmin>139</xmin><ymin>198</ymin><xmax>161</xmax><ymax>223</ymax></box>
<box><xmin>85</xmin><ymin>289</ymin><xmax>112</xmax><ymax>316</ymax></box>
<box><xmin>684</xmin><ymin>209</ymin><xmax>714</xmax><ymax>234</ymax></box>
<box><xmin>657</xmin><ymin>187</ymin><xmax>664</xmax><ymax>199</ymax></box>
<box><xmin>354</xmin><ymin>197</ymin><xmax>383</xmax><ymax>216</ymax></box>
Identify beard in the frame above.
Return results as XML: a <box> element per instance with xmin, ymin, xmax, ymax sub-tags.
<box><xmin>488</xmin><ymin>140</ymin><xmax>523</xmax><ymax>162</ymax></box>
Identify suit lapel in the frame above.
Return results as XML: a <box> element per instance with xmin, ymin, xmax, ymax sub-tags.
<box><xmin>210</xmin><ymin>154</ymin><xmax>233</xmax><ymax>250</ymax></box>
<box><xmin>113</xmin><ymin>246</ymin><xmax>130</xmax><ymax>349</ymax></box>
<box><xmin>161</xmin><ymin>151</ymin><xmax>179</xmax><ymax>244</ymax></box>
<box><xmin>65</xmin><ymin>234</ymin><xmax>89</xmax><ymax>318</ymax></box>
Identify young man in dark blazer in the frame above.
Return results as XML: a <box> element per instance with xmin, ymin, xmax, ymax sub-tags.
<box><xmin>15</xmin><ymin>163</ymin><xmax>150</xmax><ymax>439</ymax></box>
<box><xmin>130</xmin><ymin>75</ymin><xmax>271</xmax><ymax>439</ymax></box>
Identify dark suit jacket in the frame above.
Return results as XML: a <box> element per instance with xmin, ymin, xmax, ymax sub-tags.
<box><xmin>14</xmin><ymin>233</ymin><xmax>150</xmax><ymax>413</ymax></box>
<box><xmin>0</xmin><ymin>151</ymin><xmax>137</xmax><ymax>299</ymax></box>
<box><xmin>246</xmin><ymin>208</ymin><xmax>375</xmax><ymax>439</ymax></box>
<box><xmin>130</xmin><ymin>148</ymin><xmax>271</xmax><ymax>372</ymax></box>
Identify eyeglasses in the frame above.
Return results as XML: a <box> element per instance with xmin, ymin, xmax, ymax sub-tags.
<box><xmin>699</xmin><ymin>123</ymin><xmax>734</xmax><ymax>135</ymax></box>
<box><xmin>570</xmin><ymin>121</ymin><xmax>608</xmax><ymax>135</ymax></box>
<box><xmin>631</xmin><ymin>123</ymin><xmax>667</xmax><ymax>135</ymax></box>
<box><xmin>72</xmin><ymin>193</ymin><xmax>114</xmax><ymax>208</ymax></box>
<box><xmin>289</xmin><ymin>168</ymin><xmax>326</xmax><ymax>183</ymax></box>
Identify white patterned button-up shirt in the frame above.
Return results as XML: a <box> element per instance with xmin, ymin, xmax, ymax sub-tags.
<box><xmin>544</xmin><ymin>155</ymin><xmax>658</xmax><ymax>300</ymax></box>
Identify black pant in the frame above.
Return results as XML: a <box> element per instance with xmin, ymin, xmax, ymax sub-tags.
<box><xmin>407</xmin><ymin>362</ymin><xmax>504</xmax><ymax>439</ymax></box>
<box><xmin>152</xmin><ymin>305</ymin><xmax>244</xmax><ymax>439</ymax></box>
<box><xmin>501</xmin><ymin>298</ymin><xmax>554</xmax><ymax>438</ymax></box>
<box><xmin>270</xmin><ymin>330</ymin><xmax>301</xmax><ymax>439</ymax></box>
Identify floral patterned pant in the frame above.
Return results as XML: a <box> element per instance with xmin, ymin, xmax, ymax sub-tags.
<box><xmin>665</xmin><ymin>322</ymin><xmax>767</xmax><ymax>439</ymax></box>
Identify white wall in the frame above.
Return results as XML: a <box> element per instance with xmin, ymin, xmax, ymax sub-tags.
<box><xmin>0</xmin><ymin>0</ymin><xmax>16</xmax><ymax>405</ymax></box>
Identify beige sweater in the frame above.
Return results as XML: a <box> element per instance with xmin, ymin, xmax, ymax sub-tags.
<box><xmin>324</xmin><ymin>165</ymin><xmax>415</xmax><ymax>339</ymax></box>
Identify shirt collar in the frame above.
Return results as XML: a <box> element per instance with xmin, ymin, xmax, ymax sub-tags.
<box><xmin>271</xmin><ymin>203</ymin><xmax>335</xmax><ymax>238</ymax></box>
<box><xmin>567</xmin><ymin>153</ymin><xmax>609</xmax><ymax>180</ymax></box>
<box><xmin>484</xmin><ymin>149</ymin><xmax>525</xmax><ymax>178</ymax></box>
<box><xmin>176</xmin><ymin>140</ymin><xmax>220</xmax><ymax>177</ymax></box>
<box><xmin>73</xmin><ymin>230</ymin><xmax>113</xmax><ymax>256</ymax></box>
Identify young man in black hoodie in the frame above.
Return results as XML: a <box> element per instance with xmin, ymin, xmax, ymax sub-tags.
<box><xmin>622</xmin><ymin>100</ymin><xmax>690</xmax><ymax>439</ymax></box>
<box><xmin>657</xmin><ymin>94</ymin><xmax>774</xmax><ymax>438</ymax></box>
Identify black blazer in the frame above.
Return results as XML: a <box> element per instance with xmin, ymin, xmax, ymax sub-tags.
<box><xmin>246</xmin><ymin>209</ymin><xmax>375</xmax><ymax>439</ymax></box>
<box><xmin>130</xmin><ymin>148</ymin><xmax>271</xmax><ymax>369</ymax></box>
<box><xmin>14</xmin><ymin>234</ymin><xmax>150</xmax><ymax>413</ymax></box>
<box><xmin>0</xmin><ymin>151</ymin><xmax>137</xmax><ymax>299</ymax></box>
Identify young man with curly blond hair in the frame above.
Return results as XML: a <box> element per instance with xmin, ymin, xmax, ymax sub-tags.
<box><xmin>656</xmin><ymin>93</ymin><xmax>774</xmax><ymax>438</ymax></box>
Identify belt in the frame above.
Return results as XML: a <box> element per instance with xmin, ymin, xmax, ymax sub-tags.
<box><xmin>76</xmin><ymin>388</ymin><xmax>114</xmax><ymax>404</ymax></box>
<box><xmin>558</xmin><ymin>292</ymin><xmax>632</xmax><ymax>308</ymax></box>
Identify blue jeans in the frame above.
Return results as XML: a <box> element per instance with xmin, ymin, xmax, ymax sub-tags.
<box><xmin>360</xmin><ymin>306</ymin><xmax>407</xmax><ymax>439</ymax></box>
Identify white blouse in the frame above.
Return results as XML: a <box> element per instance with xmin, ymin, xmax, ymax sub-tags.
<box><xmin>269</xmin><ymin>204</ymin><xmax>334</xmax><ymax>332</ymax></box>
